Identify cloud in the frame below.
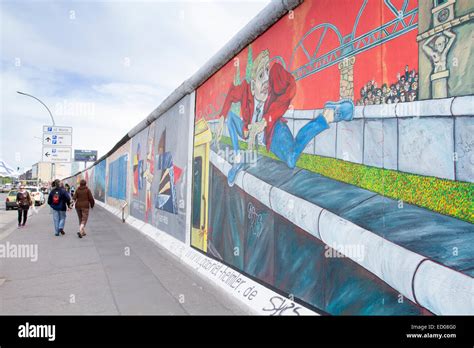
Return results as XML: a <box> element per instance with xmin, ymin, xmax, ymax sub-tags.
<box><xmin>0</xmin><ymin>0</ymin><xmax>269</xmax><ymax>174</ymax></box>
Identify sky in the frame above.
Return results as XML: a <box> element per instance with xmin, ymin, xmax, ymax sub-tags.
<box><xmin>0</xmin><ymin>0</ymin><xmax>269</xmax><ymax>174</ymax></box>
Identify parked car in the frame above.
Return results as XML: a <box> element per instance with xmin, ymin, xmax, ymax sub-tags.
<box><xmin>25</xmin><ymin>187</ymin><xmax>45</xmax><ymax>206</ymax></box>
<box><xmin>1</xmin><ymin>184</ymin><xmax>12</xmax><ymax>193</ymax></box>
<box><xmin>5</xmin><ymin>190</ymin><xmax>18</xmax><ymax>210</ymax></box>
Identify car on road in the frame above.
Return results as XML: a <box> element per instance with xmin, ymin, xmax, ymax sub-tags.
<box><xmin>26</xmin><ymin>187</ymin><xmax>45</xmax><ymax>206</ymax></box>
<box><xmin>1</xmin><ymin>184</ymin><xmax>12</xmax><ymax>193</ymax></box>
<box><xmin>5</xmin><ymin>190</ymin><xmax>18</xmax><ymax>210</ymax></box>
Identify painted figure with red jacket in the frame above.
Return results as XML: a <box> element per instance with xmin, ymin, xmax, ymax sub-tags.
<box><xmin>215</xmin><ymin>49</ymin><xmax>354</xmax><ymax>186</ymax></box>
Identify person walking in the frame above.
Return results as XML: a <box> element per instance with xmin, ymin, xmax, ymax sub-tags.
<box><xmin>48</xmin><ymin>179</ymin><xmax>71</xmax><ymax>236</ymax></box>
<box><xmin>16</xmin><ymin>185</ymin><xmax>33</xmax><ymax>228</ymax></box>
<box><xmin>73</xmin><ymin>179</ymin><xmax>95</xmax><ymax>238</ymax></box>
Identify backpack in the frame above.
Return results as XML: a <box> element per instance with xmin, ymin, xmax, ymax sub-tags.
<box><xmin>52</xmin><ymin>190</ymin><xmax>60</xmax><ymax>205</ymax></box>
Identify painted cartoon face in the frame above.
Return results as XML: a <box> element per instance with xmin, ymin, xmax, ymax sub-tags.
<box><xmin>404</xmin><ymin>82</ymin><xmax>410</xmax><ymax>91</ymax></box>
<box><xmin>252</xmin><ymin>59</ymin><xmax>270</xmax><ymax>103</ymax></box>
<box><xmin>412</xmin><ymin>82</ymin><xmax>418</xmax><ymax>90</ymax></box>
<box><xmin>435</xmin><ymin>35</ymin><xmax>447</xmax><ymax>53</ymax></box>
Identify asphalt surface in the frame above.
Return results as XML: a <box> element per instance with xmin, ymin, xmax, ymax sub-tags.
<box><xmin>0</xmin><ymin>192</ymin><xmax>22</xmax><ymax>231</ymax></box>
<box><xmin>0</xmin><ymin>203</ymin><xmax>249</xmax><ymax>315</ymax></box>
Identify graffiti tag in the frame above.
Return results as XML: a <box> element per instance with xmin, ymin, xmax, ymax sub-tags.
<box><xmin>262</xmin><ymin>296</ymin><xmax>302</xmax><ymax>316</ymax></box>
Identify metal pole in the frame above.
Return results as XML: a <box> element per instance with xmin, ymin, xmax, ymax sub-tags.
<box><xmin>16</xmin><ymin>91</ymin><xmax>55</xmax><ymax>126</ymax></box>
<box><xmin>17</xmin><ymin>91</ymin><xmax>56</xmax><ymax>183</ymax></box>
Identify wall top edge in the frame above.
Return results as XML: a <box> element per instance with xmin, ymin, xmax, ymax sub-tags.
<box><xmin>64</xmin><ymin>0</ymin><xmax>303</xmax><ymax>181</ymax></box>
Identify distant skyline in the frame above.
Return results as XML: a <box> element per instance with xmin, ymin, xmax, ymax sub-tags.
<box><xmin>0</xmin><ymin>0</ymin><xmax>269</xmax><ymax>173</ymax></box>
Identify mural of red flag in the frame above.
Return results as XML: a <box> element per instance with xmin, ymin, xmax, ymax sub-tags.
<box><xmin>173</xmin><ymin>165</ymin><xmax>182</xmax><ymax>184</ymax></box>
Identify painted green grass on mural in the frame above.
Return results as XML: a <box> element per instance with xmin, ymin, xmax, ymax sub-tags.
<box><xmin>220</xmin><ymin>136</ymin><xmax>473</xmax><ymax>223</ymax></box>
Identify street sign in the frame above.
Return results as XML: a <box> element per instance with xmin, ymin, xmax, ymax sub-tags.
<box><xmin>43</xmin><ymin>133</ymin><xmax>72</xmax><ymax>146</ymax></box>
<box><xmin>74</xmin><ymin>150</ymin><xmax>98</xmax><ymax>162</ymax></box>
<box><xmin>42</xmin><ymin>147</ymin><xmax>72</xmax><ymax>163</ymax></box>
<box><xmin>43</xmin><ymin>125</ymin><xmax>73</xmax><ymax>134</ymax></box>
<box><xmin>41</xmin><ymin>125</ymin><xmax>72</xmax><ymax>165</ymax></box>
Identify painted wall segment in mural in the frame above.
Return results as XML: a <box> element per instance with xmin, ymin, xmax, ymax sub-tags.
<box><xmin>61</xmin><ymin>0</ymin><xmax>473</xmax><ymax>316</ymax></box>
<box><xmin>131</xmin><ymin>95</ymin><xmax>193</xmax><ymax>242</ymax></box>
<box><xmin>192</xmin><ymin>0</ymin><xmax>474</xmax><ymax>315</ymax></box>
<box><xmin>93</xmin><ymin>160</ymin><xmax>106</xmax><ymax>203</ymax></box>
<box><xmin>105</xmin><ymin>141</ymin><xmax>132</xmax><ymax>216</ymax></box>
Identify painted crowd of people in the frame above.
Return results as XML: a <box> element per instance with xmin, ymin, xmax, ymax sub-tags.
<box><xmin>356</xmin><ymin>65</ymin><xmax>418</xmax><ymax>106</ymax></box>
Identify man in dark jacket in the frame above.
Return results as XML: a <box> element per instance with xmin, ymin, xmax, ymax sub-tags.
<box><xmin>48</xmin><ymin>179</ymin><xmax>71</xmax><ymax>236</ymax></box>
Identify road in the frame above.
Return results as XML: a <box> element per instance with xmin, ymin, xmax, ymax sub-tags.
<box><xmin>0</xmin><ymin>203</ymin><xmax>249</xmax><ymax>315</ymax></box>
<box><xmin>0</xmin><ymin>192</ymin><xmax>20</xmax><ymax>231</ymax></box>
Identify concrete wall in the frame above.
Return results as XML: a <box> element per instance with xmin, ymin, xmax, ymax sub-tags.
<box><xmin>208</xmin><ymin>96</ymin><xmax>474</xmax><ymax>182</ymax></box>
<box><xmin>65</xmin><ymin>0</ymin><xmax>474</xmax><ymax>316</ymax></box>
<box><xmin>105</xmin><ymin>141</ymin><xmax>131</xmax><ymax>217</ymax></box>
<box><xmin>286</xmin><ymin>97</ymin><xmax>473</xmax><ymax>182</ymax></box>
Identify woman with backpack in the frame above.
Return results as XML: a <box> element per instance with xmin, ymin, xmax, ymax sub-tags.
<box><xmin>73</xmin><ymin>179</ymin><xmax>95</xmax><ymax>238</ymax></box>
<box><xmin>16</xmin><ymin>185</ymin><xmax>33</xmax><ymax>228</ymax></box>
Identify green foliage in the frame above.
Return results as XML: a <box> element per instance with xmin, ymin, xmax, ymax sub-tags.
<box><xmin>220</xmin><ymin>136</ymin><xmax>473</xmax><ymax>223</ymax></box>
<box><xmin>0</xmin><ymin>177</ymin><xmax>13</xmax><ymax>184</ymax></box>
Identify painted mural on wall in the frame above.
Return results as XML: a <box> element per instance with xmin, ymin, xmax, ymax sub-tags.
<box><xmin>130</xmin><ymin>95</ymin><xmax>192</xmax><ymax>242</ymax></box>
<box><xmin>107</xmin><ymin>156</ymin><xmax>127</xmax><ymax>200</ymax></box>
<box><xmin>106</xmin><ymin>141</ymin><xmax>131</xmax><ymax>215</ymax></box>
<box><xmin>192</xmin><ymin>0</ymin><xmax>474</xmax><ymax>315</ymax></box>
<box><xmin>93</xmin><ymin>160</ymin><xmax>106</xmax><ymax>203</ymax></box>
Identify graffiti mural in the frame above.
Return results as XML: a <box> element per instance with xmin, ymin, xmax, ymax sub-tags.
<box><xmin>93</xmin><ymin>160</ymin><xmax>106</xmax><ymax>203</ymax></box>
<box><xmin>192</xmin><ymin>0</ymin><xmax>474</xmax><ymax>315</ymax></box>
<box><xmin>61</xmin><ymin>0</ymin><xmax>473</xmax><ymax>316</ymax></box>
<box><xmin>106</xmin><ymin>141</ymin><xmax>131</xmax><ymax>214</ymax></box>
<box><xmin>107</xmin><ymin>156</ymin><xmax>127</xmax><ymax>200</ymax></box>
<box><xmin>130</xmin><ymin>95</ymin><xmax>192</xmax><ymax>242</ymax></box>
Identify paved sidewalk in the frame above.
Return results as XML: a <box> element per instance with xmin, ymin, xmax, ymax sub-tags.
<box><xmin>0</xmin><ymin>205</ymin><xmax>249</xmax><ymax>315</ymax></box>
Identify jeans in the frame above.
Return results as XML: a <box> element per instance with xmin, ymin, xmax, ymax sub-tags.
<box><xmin>52</xmin><ymin>209</ymin><xmax>66</xmax><ymax>235</ymax></box>
<box><xmin>227</xmin><ymin>111</ymin><xmax>244</xmax><ymax>154</ymax></box>
<box><xmin>18</xmin><ymin>207</ymin><xmax>29</xmax><ymax>225</ymax></box>
<box><xmin>270</xmin><ymin>115</ymin><xmax>329</xmax><ymax>168</ymax></box>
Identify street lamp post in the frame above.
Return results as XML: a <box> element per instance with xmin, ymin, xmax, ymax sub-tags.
<box><xmin>17</xmin><ymin>91</ymin><xmax>55</xmax><ymax>126</ymax></box>
<box><xmin>17</xmin><ymin>91</ymin><xmax>56</xmax><ymax>181</ymax></box>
